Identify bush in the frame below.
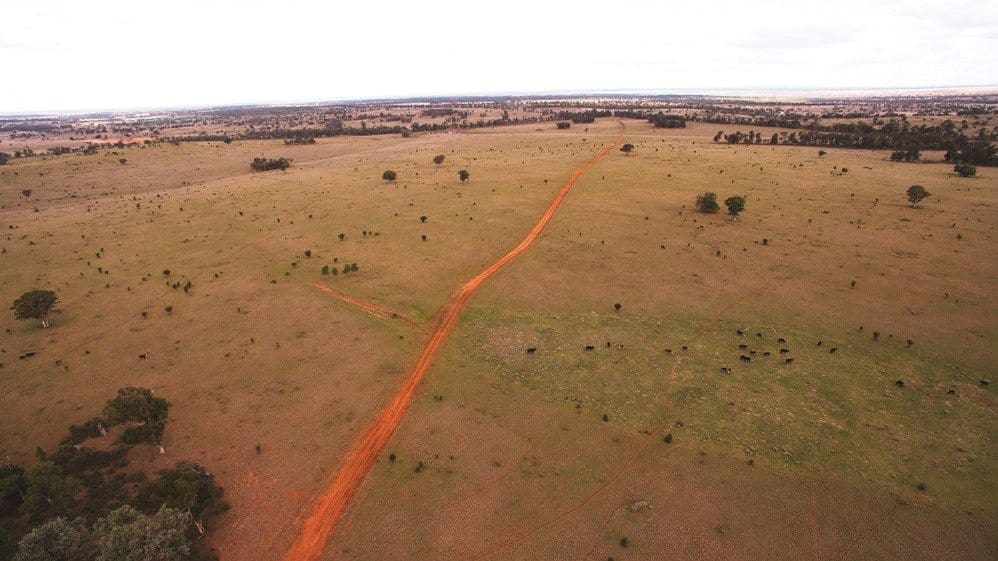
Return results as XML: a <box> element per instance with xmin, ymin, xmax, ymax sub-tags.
<box><xmin>458</xmin><ymin>169</ymin><xmax>470</xmax><ymax>182</ymax></box>
<box><xmin>724</xmin><ymin>195</ymin><xmax>746</xmax><ymax>215</ymax></box>
<box><xmin>695</xmin><ymin>192</ymin><xmax>719</xmax><ymax>213</ymax></box>
<box><xmin>556</xmin><ymin>121</ymin><xmax>571</xmax><ymax>129</ymax></box>
<box><xmin>250</xmin><ymin>157</ymin><xmax>291</xmax><ymax>171</ymax></box>
<box><xmin>954</xmin><ymin>163</ymin><xmax>977</xmax><ymax>177</ymax></box>
<box><xmin>432</xmin><ymin>155</ymin><xmax>445</xmax><ymax>165</ymax></box>
<box><xmin>906</xmin><ymin>185</ymin><xmax>930</xmax><ymax>207</ymax></box>
<box><xmin>382</xmin><ymin>170</ymin><xmax>397</xmax><ymax>182</ymax></box>
<box><xmin>620</xmin><ymin>143</ymin><xmax>634</xmax><ymax>153</ymax></box>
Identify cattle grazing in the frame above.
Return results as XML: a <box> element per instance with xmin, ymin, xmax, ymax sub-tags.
<box><xmin>584</xmin><ymin>345</ymin><xmax>595</xmax><ymax>351</ymax></box>
<box><xmin>895</xmin><ymin>380</ymin><xmax>905</xmax><ymax>387</ymax></box>
<box><xmin>664</xmin><ymin>348</ymin><xmax>672</xmax><ymax>354</ymax></box>
<box><xmin>763</xmin><ymin>351</ymin><xmax>771</xmax><ymax>356</ymax></box>
<box><xmin>139</xmin><ymin>354</ymin><xmax>148</xmax><ymax>359</ymax></box>
<box><xmin>738</xmin><ymin>344</ymin><xmax>748</xmax><ymax>349</ymax></box>
<box><xmin>785</xmin><ymin>358</ymin><xmax>794</xmax><ymax>364</ymax></box>
<box><xmin>739</xmin><ymin>355</ymin><xmax>751</xmax><ymax>362</ymax></box>
<box><xmin>526</xmin><ymin>347</ymin><xmax>537</xmax><ymax>354</ymax></box>
<box><xmin>777</xmin><ymin>337</ymin><xmax>786</xmax><ymax>343</ymax></box>
<box><xmin>829</xmin><ymin>347</ymin><xmax>837</xmax><ymax>354</ymax></box>
<box><xmin>719</xmin><ymin>367</ymin><xmax>732</xmax><ymax>373</ymax></box>
<box><xmin>817</xmin><ymin>340</ymin><xmax>823</xmax><ymax>346</ymax></box>
<box><xmin>736</xmin><ymin>330</ymin><xmax>744</xmax><ymax>336</ymax></box>
<box><xmin>780</xmin><ymin>348</ymin><xmax>789</xmax><ymax>354</ymax></box>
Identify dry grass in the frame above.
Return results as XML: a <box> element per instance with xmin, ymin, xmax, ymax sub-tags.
<box><xmin>1</xmin><ymin>118</ymin><xmax>993</xmax><ymax>560</ymax></box>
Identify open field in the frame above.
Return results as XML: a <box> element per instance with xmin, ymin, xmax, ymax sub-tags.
<box><xmin>1</xmin><ymin>109</ymin><xmax>994</xmax><ymax>560</ymax></box>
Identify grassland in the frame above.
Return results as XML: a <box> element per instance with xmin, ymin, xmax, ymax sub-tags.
<box><xmin>1</xmin><ymin>116</ymin><xmax>994</xmax><ymax>560</ymax></box>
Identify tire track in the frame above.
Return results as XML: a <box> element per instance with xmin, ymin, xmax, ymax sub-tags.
<box><xmin>281</xmin><ymin>123</ymin><xmax>625</xmax><ymax>561</ymax></box>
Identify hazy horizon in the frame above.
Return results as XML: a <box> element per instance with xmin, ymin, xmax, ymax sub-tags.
<box><xmin>2</xmin><ymin>0</ymin><xmax>997</xmax><ymax>113</ymax></box>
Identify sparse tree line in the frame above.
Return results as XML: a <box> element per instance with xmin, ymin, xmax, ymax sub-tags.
<box><xmin>250</xmin><ymin>157</ymin><xmax>292</xmax><ymax>171</ymax></box>
<box><xmin>713</xmin><ymin>123</ymin><xmax>996</xmax><ymax>166</ymax></box>
<box><xmin>0</xmin><ymin>387</ymin><xmax>227</xmax><ymax>560</ymax></box>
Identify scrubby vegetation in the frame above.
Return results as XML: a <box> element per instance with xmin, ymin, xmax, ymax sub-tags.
<box><xmin>250</xmin><ymin>157</ymin><xmax>291</xmax><ymax>171</ymax></box>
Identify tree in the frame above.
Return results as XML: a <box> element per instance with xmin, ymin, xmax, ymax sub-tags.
<box><xmin>954</xmin><ymin>163</ymin><xmax>977</xmax><ymax>177</ymax></box>
<box><xmin>432</xmin><ymin>155</ymin><xmax>445</xmax><ymax>165</ymax></box>
<box><xmin>94</xmin><ymin>505</ymin><xmax>191</xmax><ymax>561</ymax></box>
<box><xmin>102</xmin><ymin>388</ymin><xmax>170</xmax><ymax>446</ymax></box>
<box><xmin>724</xmin><ymin>195</ymin><xmax>746</xmax><ymax>216</ymax></box>
<box><xmin>906</xmin><ymin>185</ymin><xmax>931</xmax><ymax>208</ymax></box>
<box><xmin>0</xmin><ymin>152</ymin><xmax>10</xmax><ymax>165</ymax></box>
<box><xmin>458</xmin><ymin>170</ymin><xmax>470</xmax><ymax>182</ymax></box>
<box><xmin>20</xmin><ymin>462</ymin><xmax>78</xmax><ymax>522</ymax></box>
<box><xmin>620</xmin><ymin>143</ymin><xmax>634</xmax><ymax>153</ymax></box>
<box><xmin>135</xmin><ymin>461</ymin><xmax>228</xmax><ymax>521</ymax></box>
<box><xmin>556</xmin><ymin>121</ymin><xmax>571</xmax><ymax>129</ymax></box>
<box><xmin>695</xmin><ymin>192</ymin><xmax>719</xmax><ymax>213</ymax></box>
<box><xmin>12</xmin><ymin>290</ymin><xmax>58</xmax><ymax>328</ymax></box>
<box><xmin>382</xmin><ymin>170</ymin><xmax>397</xmax><ymax>182</ymax></box>
<box><xmin>249</xmin><ymin>157</ymin><xmax>290</xmax><ymax>172</ymax></box>
<box><xmin>0</xmin><ymin>464</ymin><xmax>27</xmax><ymax>516</ymax></box>
<box><xmin>14</xmin><ymin>518</ymin><xmax>81</xmax><ymax>561</ymax></box>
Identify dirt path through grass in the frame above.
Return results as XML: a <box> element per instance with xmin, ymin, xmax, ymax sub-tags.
<box><xmin>282</xmin><ymin>122</ymin><xmax>625</xmax><ymax>561</ymax></box>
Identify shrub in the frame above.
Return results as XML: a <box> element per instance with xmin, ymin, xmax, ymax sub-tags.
<box><xmin>695</xmin><ymin>192</ymin><xmax>719</xmax><ymax>213</ymax></box>
<box><xmin>954</xmin><ymin>163</ymin><xmax>977</xmax><ymax>177</ymax></box>
<box><xmin>556</xmin><ymin>121</ymin><xmax>571</xmax><ymax>129</ymax></box>
<box><xmin>620</xmin><ymin>143</ymin><xmax>634</xmax><ymax>153</ymax></box>
<box><xmin>458</xmin><ymin>169</ymin><xmax>470</xmax><ymax>182</ymax></box>
<box><xmin>382</xmin><ymin>170</ymin><xmax>397</xmax><ymax>182</ymax></box>
<box><xmin>906</xmin><ymin>185</ymin><xmax>930</xmax><ymax>207</ymax></box>
<box><xmin>432</xmin><ymin>155</ymin><xmax>445</xmax><ymax>165</ymax></box>
<box><xmin>249</xmin><ymin>157</ymin><xmax>291</xmax><ymax>172</ymax></box>
<box><xmin>724</xmin><ymin>195</ymin><xmax>746</xmax><ymax>215</ymax></box>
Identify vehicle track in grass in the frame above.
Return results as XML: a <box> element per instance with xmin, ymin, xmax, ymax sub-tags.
<box><xmin>282</xmin><ymin>122</ymin><xmax>625</xmax><ymax>561</ymax></box>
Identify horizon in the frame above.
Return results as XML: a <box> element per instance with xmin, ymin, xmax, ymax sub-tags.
<box><xmin>2</xmin><ymin>84</ymin><xmax>997</xmax><ymax>118</ymax></box>
<box><xmin>3</xmin><ymin>0</ymin><xmax>996</xmax><ymax>114</ymax></box>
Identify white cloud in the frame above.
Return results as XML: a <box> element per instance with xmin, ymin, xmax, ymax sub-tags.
<box><xmin>0</xmin><ymin>0</ymin><xmax>995</xmax><ymax>112</ymax></box>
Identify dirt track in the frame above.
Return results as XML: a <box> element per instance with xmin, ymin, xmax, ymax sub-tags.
<box><xmin>282</xmin><ymin>123</ymin><xmax>625</xmax><ymax>561</ymax></box>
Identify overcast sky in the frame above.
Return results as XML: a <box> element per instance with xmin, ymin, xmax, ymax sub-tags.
<box><xmin>2</xmin><ymin>0</ymin><xmax>996</xmax><ymax>113</ymax></box>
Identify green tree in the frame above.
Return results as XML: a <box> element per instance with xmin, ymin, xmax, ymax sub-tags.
<box><xmin>620</xmin><ymin>143</ymin><xmax>634</xmax><ymax>153</ymax></box>
<box><xmin>906</xmin><ymin>185</ymin><xmax>930</xmax><ymax>208</ymax></box>
<box><xmin>458</xmin><ymin>169</ymin><xmax>470</xmax><ymax>182</ymax></box>
<box><xmin>20</xmin><ymin>462</ymin><xmax>78</xmax><ymax>522</ymax></box>
<box><xmin>135</xmin><ymin>461</ymin><xmax>228</xmax><ymax>521</ymax></box>
<box><xmin>94</xmin><ymin>505</ymin><xmax>191</xmax><ymax>561</ymax></box>
<box><xmin>724</xmin><ymin>195</ymin><xmax>746</xmax><ymax>215</ymax></box>
<box><xmin>14</xmin><ymin>517</ymin><xmax>81</xmax><ymax>561</ymax></box>
<box><xmin>953</xmin><ymin>163</ymin><xmax>977</xmax><ymax>177</ymax></box>
<box><xmin>382</xmin><ymin>170</ymin><xmax>397</xmax><ymax>182</ymax></box>
<box><xmin>12</xmin><ymin>290</ymin><xmax>58</xmax><ymax>328</ymax></box>
<box><xmin>432</xmin><ymin>155</ymin><xmax>445</xmax><ymax>165</ymax></box>
<box><xmin>102</xmin><ymin>388</ymin><xmax>170</xmax><ymax>447</ymax></box>
<box><xmin>0</xmin><ymin>464</ymin><xmax>27</xmax><ymax>515</ymax></box>
<box><xmin>695</xmin><ymin>192</ymin><xmax>719</xmax><ymax>213</ymax></box>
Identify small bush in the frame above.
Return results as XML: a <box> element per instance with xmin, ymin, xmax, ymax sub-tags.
<box><xmin>954</xmin><ymin>163</ymin><xmax>977</xmax><ymax>177</ymax></box>
<box><xmin>382</xmin><ymin>170</ymin><xmax>397</xmax><ymax>182</ymax></box>
<box><xmin>695</xmin><ymin>192</ymin><xmax>719</xmax><ymax>213</ymax></box>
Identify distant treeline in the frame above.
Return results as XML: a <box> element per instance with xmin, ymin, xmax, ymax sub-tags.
<box><xmin>714</xmin><ymin>123</ymin><xmax>997</xmax><ymax>166</ymax></box>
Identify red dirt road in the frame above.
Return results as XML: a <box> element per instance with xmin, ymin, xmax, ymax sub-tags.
<box><xmin>282</xmin><ymin>124</ymin><xmax>625</xmax><ymax>561</ymax></box>
<box><xmin>314</xmin><ymin>282</ymin><xmax>419</xmax><ymax>326</ymax></box>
